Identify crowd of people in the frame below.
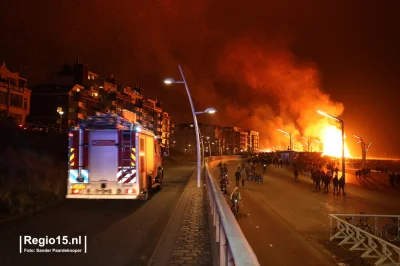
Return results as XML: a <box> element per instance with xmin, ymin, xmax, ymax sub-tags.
<box><xmin>216</xmin><ymin>152</ymin><xmax>400</xmax><ymax>219</ymax></box>
<box><xmin>389</xmin><ymin>172</ymin><xmax>400</xmax><ymax>187</ymax></box>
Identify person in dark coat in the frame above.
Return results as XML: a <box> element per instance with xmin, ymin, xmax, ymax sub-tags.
<box><xmin>338</xmin><ymin>176</ymin><xmax>346</xmax><ymax>196</ymax></box>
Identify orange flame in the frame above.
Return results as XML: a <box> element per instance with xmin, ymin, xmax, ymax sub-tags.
<box><xmin>320</xmin><ymin>124</ymin><xmax>351</xmax><ymax>158</ymax></box>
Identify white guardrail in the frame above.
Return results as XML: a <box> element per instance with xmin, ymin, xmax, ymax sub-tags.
<box><xmin>205</xmin><ymin>156</ymin><xmax>260</xmax><ymax>266</ymax></box>
<box><xmin>329</xmin><ymin>214</ymin><xmax>400</xmax><ymax>266</ymax></box>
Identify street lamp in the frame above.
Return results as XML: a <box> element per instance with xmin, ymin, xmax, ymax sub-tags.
<box><xmin>353</xmin><ymin>135</ymin><xmax>371</xmax><ymax>169</ymax></box>
<box><xmin>302</xmin><ymin>137</ymin><xmax>310</xmax><ymax>152</ymax></box>
<box><xmin>277</xmin><ymin>129</ymin><xmax>292</xmax><ymax>151</ymax></box>
<box><xmin>164</xmin><ymin>66</ymin><xmax>216</xmax><ymax>188</ymax></box>
<box><xmin>57</xmin><ymin>110</ymin><xmax>64</xmax><ymax>133</ymax></box>
<box><xmin>195</xmin><ymin>108</ymin><xmax>216</xmax><ymax>114</ymax></box>
<box><xmin>317</xmin><ymin>110</ymin><xmax>345</xmax><ymax>181</ymax></box>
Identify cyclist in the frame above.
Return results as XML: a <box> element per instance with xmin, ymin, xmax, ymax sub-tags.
<box><xmin>220</xmin><ymin>175</ymin><xmax>229</xmax><ymax>195</ymax></box>
<box><xmin>230</xmin><ymin>187</ymin><xmax>242</xmax><ymax>214</ymax></box>
<box><xmin>223</xmin><ymin>163</ymin><xmax>228</xmax><ymax>174</ymax></box>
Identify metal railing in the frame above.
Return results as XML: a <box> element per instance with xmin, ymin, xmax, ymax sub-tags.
<box><xmin>329</xmin><ymin>213</ymin><xmax>400</xmax><ymax>266</ymax></box>
<box><xmin>205</xmin><ymin>156</ymin><xmax>260</xmax><ymax>266</ymax></box>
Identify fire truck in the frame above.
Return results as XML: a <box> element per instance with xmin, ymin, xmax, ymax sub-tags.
<box><xmin>66</xmin><ymin>111</ymin><xmax>163</xmax><ymax>200</ymax></box>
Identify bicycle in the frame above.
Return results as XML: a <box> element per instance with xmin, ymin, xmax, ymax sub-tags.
<box><xmin>356</xmin><ymin>212</ymin><xmax>383</xmax><ymax>238</ymax></box>
<box><xmin>383</xmin><ymin>218</ymin><xmax>400</xmax><ymax>242</ymax></box>
<box><xmin>333</xmin><ymin>214</ymin><xmax>383</xmax><ymax>239</ymax></box>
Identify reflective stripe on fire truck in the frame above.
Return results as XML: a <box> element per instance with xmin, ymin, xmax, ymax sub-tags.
<box><xmin>81</xmin><ymin>169</ymin><xmax>89</xmax><ymax>183</ymax></box>
<box><xmin>69</xmin><ymin>169</ymin><xmax>89</xmax><ymax>183</ymax></box>
<box><xmin>117</xmin><ymin>168</ymin><xmax>137</xmax><ymax>184</ymax></box>
<box><xmin>69</xmin><ymin>170</ymin><xmax>79</xmax><ymax>183</ymax></box>
<box><xmin>69</xmin><ymin>148</ymin><xmax>75</xmax><ymax>166</ymax></box>
<box><xmin>131</xmin><ymin>148</ymin><xmax>136</xmax><ymax>166</ymax></box>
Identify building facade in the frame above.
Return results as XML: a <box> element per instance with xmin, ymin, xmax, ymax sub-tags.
<box><xmin>172</xmin><ymin>123</ymin><xmax>259</xmax><ymax>155</ymax></box>
<box><xmin>247</xmin><ymin>130</ymin><xmax>260</xmax><ymax>153</ymax></box>
<box><xmin>29</xmin><ymin>59</ymin><xmax>173</xmax><ymax>152</ymax></box>
<box><xmin>0</xmin><ymin>62</ymin><xmax>31</xmax><ymax>125</ymax></box>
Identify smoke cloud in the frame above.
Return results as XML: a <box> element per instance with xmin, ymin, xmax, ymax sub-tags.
<box><xmin>0</xmin><ymin>0</ymin><xmax>347</xmax><ymax>150</ymax></box>
<box><xmin>215</xmin><ymin>37</ymin><xmax>344</xmax><ymax>148</ymax></box>
<box><xmin>127</xmin><ymin>1</ymin><xmax>346</xmax><ymax>149</ymax></box>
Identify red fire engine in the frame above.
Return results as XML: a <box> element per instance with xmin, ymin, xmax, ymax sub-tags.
<box><xmin>66</xmin><ymin>112</ymin><xmax>163</xmax><ymax>200</ymax></box>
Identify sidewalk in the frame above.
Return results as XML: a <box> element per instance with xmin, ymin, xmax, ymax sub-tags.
<box><xmin>148</xmin><ymin>173</ymin><xmax>213</xmax><ymax>266</ymax></box>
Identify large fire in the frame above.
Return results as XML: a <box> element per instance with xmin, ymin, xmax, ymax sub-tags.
<box><xmin>320</xmin><ymin>124</ymin><xmax>351</xmax><ymax>158</ymax></box>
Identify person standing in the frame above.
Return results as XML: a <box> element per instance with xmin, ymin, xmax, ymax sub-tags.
<box><xmin>333</xmin><ymin>174</ymin><xmax>339</xmax><ymax>195</ymax></box>
<box><xmin>338</xmin><ymin>176</ymin><xmax>346</xmax><ymax>195</ymax></box>
<box><xmin>294</xmin><ymin>167</ymin><xmax>299</xmax><ymax>182</ymax></box>
<box><xmin>241</xmin><ymin>167</ymin><xmax>247</xmax><ymax>188</ymax></box>
<box><xmin>315</xmin><ymin>172</ymin><xmax>321</xmax><ymax>191</ymax></box>
<box><xmin>235</xmin><ymin>167</ymin><xmax>241</xmax><ymax>187</ymax></box>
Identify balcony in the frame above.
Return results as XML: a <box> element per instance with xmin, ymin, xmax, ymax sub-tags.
<box><xmin>0</xmin><ymin>81</ymin><xmax>25</xmax><ymax>93</ymax></box>
<box><xmin>70</xmin><ymin>101</ymin><xmax>85</xmax><ymax>109</ymax></box>
<box><xmin>69</xmin><ymin>112</ymin><xmax>85</xmax><ymax>120</ymax></box>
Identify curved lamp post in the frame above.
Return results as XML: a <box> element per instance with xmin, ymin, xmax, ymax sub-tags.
<box><xmin>164</xmin><ymin>67</ymin><xmax>216</xmax><ymax>188</ymax></box>
<box><xmin>353</xmin><ymin>135</ymin><xmax>371</xmax><ymax>169</ymax></box>
<box><xmin>317</xmin><ymin>110</ymin><xmax>345</xmax><ymax>182</ymax></box>
<box><xmin>277</xmin><ymin>128</ymin><xmax>292</xmax><ymax>151</ymax></box>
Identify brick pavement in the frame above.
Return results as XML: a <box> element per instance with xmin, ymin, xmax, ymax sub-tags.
<box><xmin>169</xmin><ymin>176</ymin><xmax>213</xmax><ymax>266</ymax></box>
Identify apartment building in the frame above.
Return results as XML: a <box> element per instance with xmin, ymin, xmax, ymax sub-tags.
<box><xmin>29</xmin><ymin>59</ymin><xmax>173</xmax><ymax>150</ymax></box>
<box><xmin>171</xmin><ymin>123</ymin><xmax>216</xmax><ymax>154</ymax></box>
<box><xmin>0</xmin><ymin>62</ymin><xmax>31</xmax><ymax>125</ymax></box>
<box><xmin>247</xmin><ymin>130</ymin><xmax>260</xmax><ymax>153</ymax></box>
<box><xmin>172</xmin><ymin>123</ymin><xmax>259</xmax><ymax>155</ymax></box>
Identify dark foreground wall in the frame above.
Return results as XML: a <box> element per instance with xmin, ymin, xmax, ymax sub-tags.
<box><xmin>0</xmin><ymin>120</ymin><xmax>68</xmax><ymax>217</ymax></box>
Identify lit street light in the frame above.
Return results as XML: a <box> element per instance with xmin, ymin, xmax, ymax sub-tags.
<box><xmin>317</xmin><ymin>110</ymin><xmax>345</xmax><ymax>182</ymax></box>
<box><xmin>195</xmin><ymin>108</ymin><xmax>216</xmax><ymax>114</ymax></box>
<box><xmin>164</xmin><ymin>66</ymin><xmax>216</xmax><ymax>188</ymax></box>
<box><xmin>278</xmin><ymin>128</ymin><xmax>293</xmax><ymax>163</ymax></box>
<box><xmin>353</xmin><ymin>135</ymin><xmax>371</xmax><ymax>169</ymax></box>
<box><xmin>57</xmin><ymin>109</ymin><xmax>64</xmax><ymax>133</ymax></box>
<box><xmin>277</xmin><ymin>129</ymin><xmax>292</xmax><ymax>151</ymax></box>
<box><xmin>302</xmin><ymin>137</ymin><xmax>310</xmax><ymax>152</ymax></box>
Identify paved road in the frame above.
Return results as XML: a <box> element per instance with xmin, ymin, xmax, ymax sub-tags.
<box><xmin>211</xmin><ymin>161</ymin><xmax>400</xmax><ymax>266</ymax></box>
<box><xmin>0</xmin><ymin>165</ymin><xmax>194</xmax><ymax>266</ymax></box>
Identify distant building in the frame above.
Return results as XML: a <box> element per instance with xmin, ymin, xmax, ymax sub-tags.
<box><xmin>160</xmin><ymin>112</ymin><xmax>172</xmax><ymax>154</ymax></box>
<box><xmin>140</xmin><ymin>98</ymin><xmax>173</xmax><ymax>154</ymax></box>
<box><xmin>247</xmin><ymin>130</ymin><xmax>259</xmax><ymax>153</ymax></box>
<box><xmin>0</xmin><ymin>62</ymin><xmax>31</xmax><ymax>125</ymax></box>
<box><xmin>171</xmin><ymin>123</ymin><xmax>258</xmax><ymax>155</ymax></box>
<box><xmin>171</xmin><ymin>123</ymin><xmax>219</xmax><ymax>155</ymax></box>
<box><xmin>29</xmin><ymin>58</ymin><xmax>173</xmax><ymax>150</ymax></box>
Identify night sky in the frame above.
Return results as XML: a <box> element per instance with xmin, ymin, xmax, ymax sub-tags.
<box><xmin>1</xmin><ymin>0</ymin><xmax>399</xmax><ymax>158</ymax></box>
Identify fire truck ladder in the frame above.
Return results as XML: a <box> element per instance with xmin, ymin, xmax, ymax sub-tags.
<box><xmin>121</xmin><ymin>130</ymin><xmax>134</xmax><ymax>175</ymax></box>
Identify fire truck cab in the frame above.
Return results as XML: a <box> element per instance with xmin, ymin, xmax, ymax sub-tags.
<box><xmin>66</xmin><ymin>112</ymin><xmax>163</xmax><ymax>200</ymax></box>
